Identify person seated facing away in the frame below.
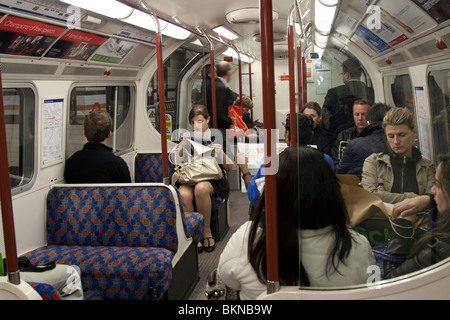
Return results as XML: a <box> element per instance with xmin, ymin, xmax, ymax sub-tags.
<box><xmin>301</xmin><ymin>101</ymin><xmax>335</xmax><ymax>156</ymax></box>
<box><xmin>64</xmin><ymin>110</ymin><xmax>131</xmax><ymax>183</ymax></box>
<box><xmin>175</xmin><ymin>105</ymin><xmax>233</xmax><ymax>253</ymax></box>
<box><xmin>383</xmin><ymin>154</ymin><xmax>450</xmax><ymax>279</ymax></box>
<box><xmin>336</xmin><ymin>103</ymin><xmax>391</xmax><ymax>179</ymax></box>
<box><xmin>332</xmin><ymin>99</ymin><xmax>372</xmax><ymax>166</ymax></box>
<box><xmin>362</xmin><ymin>107</ymin><xmax>435</xmax><ymax>203</ymax></box>
<box><xmin>218</xmin><ymin>147</ymin><xmax>375</xmax><ymax>299</ymax></box>
<box><xmin>244</xmin><ymin>113</ymin><xmax>334</xmax><ymax>206</ymax></box>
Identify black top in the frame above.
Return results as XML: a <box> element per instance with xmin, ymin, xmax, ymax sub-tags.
<box><xmin>64</xmin><ymin>143</ymin><xmax>131</xmax><ymax>183</ymax></box>
<box><xmin>204</xmin><ymin>77</ymin><xmax>237</xmax><ymax>129</ymax></box>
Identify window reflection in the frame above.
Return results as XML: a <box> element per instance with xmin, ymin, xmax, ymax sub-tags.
<box><xmin>428</xmin><ymin>70</ymin><xmax>450</xmax><ymax>157</ymax></box>
<box><xmin>4</xmin><ymin>88</ymin><xmax>35</xmax><ymax>189</ymax></box>
<box><xmin>67</xmin><ymin>85</ymin><xmax>134</xmax><ymax>158</ymax></box>
<box><xmin>147</xmin><ymin>47</ymin><xmax>202</xmax><ymax>140</ymax></box>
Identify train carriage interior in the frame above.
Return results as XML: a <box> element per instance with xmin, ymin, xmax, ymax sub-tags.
<box><xmin>0</xmin><ymin>0</ymin><xmax>450</xmax><ymax>301</ymax></box>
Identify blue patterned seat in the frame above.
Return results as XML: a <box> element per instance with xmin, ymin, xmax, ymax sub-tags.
<box><xmin>24</xmin><ymin>185</ymin><xmax>178</xmax><ymax>300</ymax></box>
<box><xmin>134</xmin><ymin>153</ymin><xmax>226</xmax><ymax>240</ymax></box>
<box><xmin>28</xmin><ymin>281</ymin><xmax>63</xmax><ymax>300</ymax></box>
<box><xmin>135</xmin><ymin>153</ymin><xmax>176</xmax><ymax>183</ymax></box>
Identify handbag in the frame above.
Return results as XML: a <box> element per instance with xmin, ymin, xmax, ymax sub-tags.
<box><xmin>170</xmin><ymin>139</ymin><xmax>223</xmax><ymax>186</ymax></box>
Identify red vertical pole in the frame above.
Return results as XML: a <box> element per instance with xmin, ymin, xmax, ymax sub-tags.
<box><xmin>297</xmin><ymin>46</ymin><xmax>303</xmax><ymax>112</ymax></box>
<box><xmin>210</xmin><ymin>50</ymin><xmax>217</xmax><ymax>129</ymax></box>
<box><xmin>248</xmin><ymin>63</ymin><xmax>254</xmax><ymax>127</ymax></box>
<box><xmin>0</xmin><ymin>69</ymin><xmax>20</xmax><ymax>284</ymax></box>
<box><xmin>260</xmin><ymin>0</ymin><xmax>279</xmax><ymax>293</ymax></box>
<box><xmin>155</xmin><ymin>29</ymin><xmax>169</xmax><ymax>181</ymax></box>
<box><xmin>302</xmin><ymin>57</ymin><xmax>307</xmax><ymax>105</ymax></box>
<box><xmin>238</xmin><ymin>58</ymin><xmax>243</xmax><ymax>110</ymax></box>
<box><xmin>288</xmin><ymin>24</ymin><xmax>297</xmax><ymax>147</ymax></box>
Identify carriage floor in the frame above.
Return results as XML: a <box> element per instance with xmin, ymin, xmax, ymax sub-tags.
<box><xmin>188</xmin><ymin>190</ymin><xmax>251</xmax><ymax>300</ymax></box>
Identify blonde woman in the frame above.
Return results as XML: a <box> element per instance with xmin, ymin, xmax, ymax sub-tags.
<box><xmin>362</xmin><ymin>107</ymin><xmax>435</xmax><ymax>203</ymax></box>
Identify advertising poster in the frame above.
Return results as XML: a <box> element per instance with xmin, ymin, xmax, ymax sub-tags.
<box><xmin>411</xmin><ymin>0</ymin><xmax>450</xmax><ymax>24</ymax></box>
<box><xmin>0</xmin><ymin>15</ymin><xmax>65</xmax><ymax>56</ymax></box>
<box><xmin>363</xmin><ymin>0</ymin><xmax>438</xmax><ymax>37</ymax></box>
<box><xmin>0</xmin><ymin>0</ymin><xmax>70</xmax><ymax>23</ymax></box>
<box><xmin>90</xmin><ymin>38</ymin><xmax>137</xmax><ymax>64</ymax></box>
<box><xmin>377</xmin><ymin>0</ymin><xmax>437</xmax><ymax>36</ymax></box>
<box><xmin>365</xmin><ymin>14</ymin><xmax>409</xmax><ymax>47</ymax></box>
<box><xmin>353</xmin><ymin>25</ymin><xmax>390</xmax><ymax>55</ymax></box>
<box><xmin>42</xmin><ymin>98</ymin><xmax>64</xmax><ymax>166</ymax></box>
<box><xmin>45</xmin><ymin>29</ymin><xmax>107</xmax><ymax>61</ymax></box>
<box><xmin>414</xmin><ymin>87</ymin><xmax>431</xmax><ymax>160</ymax></box>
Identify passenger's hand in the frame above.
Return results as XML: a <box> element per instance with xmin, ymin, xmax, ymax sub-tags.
<box><xmin>392</xmin><ymin>195</ymin><xmax>430</xmax><ymax>219</ymax></box>
<box><xmin>377</xmin><ymin>185</ymin><xmax>385</xmax><ymax>191</ymax></box>
<box><xmin>212</xmin><ymin>144</ymin><xmax>223</xmax><ymax>156</ymax></box>
<box><xmin>236</xmin><ymin>153</ymin><xmax>248</xmax><ymax>170</ymax></box>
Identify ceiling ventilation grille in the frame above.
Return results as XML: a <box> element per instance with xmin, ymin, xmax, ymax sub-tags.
<box><xmin>226</xmin><ymin>8</ymin><xmax>278</xmax><ymax>24</ymax></box>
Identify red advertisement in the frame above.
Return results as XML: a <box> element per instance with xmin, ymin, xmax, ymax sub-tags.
<box><xmin>0</xmin><ymin>15</ymin><xmax>65</xmax><ymax>56</ymax></box>
<box><xmin>45</xmin><ymin>29</ymin><xmax>107</xmax><ymax>61</ymax></box>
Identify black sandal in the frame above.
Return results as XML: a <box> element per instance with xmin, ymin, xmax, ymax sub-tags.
<box><xmin>203</xmin><ymin>237</ymin><xmax>215</xmax><ymax>253</ymax></box>
<box><xmin>197</xmin><ymin>240</ymin><xmax>204</xmax><ymax>254</ymax></box>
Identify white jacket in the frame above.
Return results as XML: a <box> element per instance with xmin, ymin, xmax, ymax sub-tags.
<box><xmin>218</xmin><ymin>221</ymin><xmax>376</xmax><ymax>300</ymax></box>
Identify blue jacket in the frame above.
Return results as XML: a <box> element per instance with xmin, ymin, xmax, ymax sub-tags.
<box><xmin>247</xmin><ymin>150</ymin><xmax>334</xmax><ymax>206</ymax></box>
<box><xmin>336</xmin><ymin>122</ymin><xmax>387</xmax><ymax>179</ymax></box>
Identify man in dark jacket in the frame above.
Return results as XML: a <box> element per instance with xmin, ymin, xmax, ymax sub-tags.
<box><xmin>322</xmin><ymin>58</ymin><xmax>375</xmax><ymax>135</ymax></box>
<box><xmin>336</xmin><ymin>103</ymin><xmax>391</xmax><ymax>179</ymax></box>
<box><xmin>64</xmin><ymin>110</ymin><xmax>131</xmax><ymax>183</ymax></box>
<box><xmin>332</xmin><ymin>98</ymin><xmax>372</xmax><ymax>165</ymax></box>
<box><xmin>205</xmin><ymin>61</ymin><xmax>237</xmax><ymax>130</ymax></box>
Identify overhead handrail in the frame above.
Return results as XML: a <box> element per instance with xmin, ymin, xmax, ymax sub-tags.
<box><xmin>260</xmin><ymin>0</ymin><xmax>280</xmax><ymax>295</ymax></box>
<box><xmin>0</xmin><ymin>66</ymin><xmax>20</xmax><ymax>285</ymax></box>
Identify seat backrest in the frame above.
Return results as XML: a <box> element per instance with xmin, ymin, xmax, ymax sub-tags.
<box><xmin>135</xmin><ymin>153</ymin><xmax>175</xmax><ymax>182</ymax></box>
<box><xmin>46</xmin><ymin>184</ymin><xmax>178</xmax><ymax>252</ymax></box>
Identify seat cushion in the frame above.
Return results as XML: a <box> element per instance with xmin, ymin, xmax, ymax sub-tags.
<box><xmin>211</xmin><ymin>194</ymin><xmax>224</xmax><ymax>219</ymax></box>
<box><xmin>25</xmin><ymin>245</ymin><xmax>173</xmax><ymax>300</ymax></box>
<box><xmin>28</xmin><ymin>282</ymin><xmax>63</xmax><ymax>300</ymax></box>
<box><xmin>182</xmin><ymin>212</ymin><xmax>204</xmax><ymax>243</ymax></box>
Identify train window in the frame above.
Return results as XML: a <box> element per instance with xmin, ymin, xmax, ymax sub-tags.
<box><xmin>3</xmin><ymin>87</ymin><xmax>35</xmax><ymax>191</ymax></box>
<box><xmin>385</xmin><ymin>74</ymin><xmax>414</xmax><ymax>110</ymax></box>
<box><xmin>428</xmin><ymin>69</ymin><xmax>450</xmax><ymax>158</ymax></box>
<box><xmin>147</xmin><ymin>47</ymin><xmax>201</xmax><ymax>139</ymax></box>
<box><xmin>66</xmin><ymin>85</ymin><xmax>134</xmax><ymax>158</ymax></box>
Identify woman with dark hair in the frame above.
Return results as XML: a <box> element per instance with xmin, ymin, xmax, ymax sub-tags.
<box><xmin>384</xmin><ymin>154</ymin><xmax>450</xmax><ymax>279</ymax></box>
<box><xmin>218</xmin><ymin>147</ymin><xmax>374</xmax><ymax>299</ymax></box>
<box><xmin>175</xmin><ymin>105</ymin><xmax>233</xmax><ymax>253</ymax></box>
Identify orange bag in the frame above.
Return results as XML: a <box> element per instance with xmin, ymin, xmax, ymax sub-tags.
<box><xmin>228</xmin><ymin>107</ymin><xmax>248</xmax><ymax>138</ymax></box>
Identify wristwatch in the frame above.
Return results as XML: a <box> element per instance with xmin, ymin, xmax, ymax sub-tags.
<box><xmin>242</xmin><ymin>172</ymin><xmax>252</xmax><ymax>179</ymax></box>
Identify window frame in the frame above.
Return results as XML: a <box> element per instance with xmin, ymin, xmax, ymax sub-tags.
<box><xmin>3</xmin><ymin>81</ymin><xmax>38</xmax><ymax>195</ymax></box>
<box><xmin>66</xmin><ymin>82</ymin><xmax>136</xmax><ymax>159</ymax></box>
<box><xmin>426</xmin><ymin>61</ymin><xmax>450</xmax><ymax>164</ymax></box>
